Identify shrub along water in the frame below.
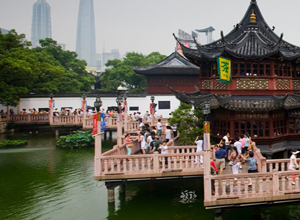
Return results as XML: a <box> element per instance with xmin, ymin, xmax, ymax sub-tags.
<box><xmin>56</xmin><ymin>130</ymin><xmax>94</xmax><ymax>149</ymax></box>
<box><xmin>0</xmin><ymin>140</ymin><xmax>28</xmax><ymax>148</ymax></box>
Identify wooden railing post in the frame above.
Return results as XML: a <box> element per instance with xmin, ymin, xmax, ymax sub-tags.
<box><xmin>94</xmin><ymin>112</ymin><xmax>102</xmax><ymax>177</ymax></box>
<box><xmin>75</xmin><ymin>114</ymin><xmax>79</xmax><ymax>125</ymax></box>
<box><xmin>204</xmin><ymin>150</ymin><xmax>212</xmax><ymax>201</ymax></box>
<box><xmin>260</xmin><ymin>157</ymin><xmax>267</xmax><ymax>173</ymax></box>
<box><xmin>273</xmin><ymin>169</ymin><xmax>279</xmax><ymax>196</ymax></box>
<box><xmin>153</xmin><ymin>152</ymin><xmax>159</xmax><ymax>173</ymax></box>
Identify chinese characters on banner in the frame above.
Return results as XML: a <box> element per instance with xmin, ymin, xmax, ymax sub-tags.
<box><xmin>217</xmin><ymin>56</ymin><xmax>232</xmax><ymax>84</ymax></box>
<box><xmin>150</xmin><ymin>103</ymin><xmax>153</xmax><ymax>114</ymax></box>
<box><xmin>92</xmin><ymin>113</ymin><xmax>106</xmax><ymax>136</ymax></box>
<box><xmin>101</xmin><ymin>112</ymin><xmax>106</xmax><ymax>133</ymax></box>
<box><xmin>82</xmin><ymin>100</ymin><xmax>85</xmax><ymax>110</ymax></box>
<box><xmin>48</xmin><ymin>99</ymin><xmax>55</xmax><ymax>108</ymax></box>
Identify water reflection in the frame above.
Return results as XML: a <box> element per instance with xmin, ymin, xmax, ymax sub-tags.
<box><xmin>0</xmin><ymin>131</ymin><xmax>300</xmax><ymax>220</ymax></box>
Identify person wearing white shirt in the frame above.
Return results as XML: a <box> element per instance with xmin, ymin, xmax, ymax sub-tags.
<box><xmin>157</xmin><ymin>119</ymin><xmax>162</xmax><ymax>136</ymax></box>
<box><xmin>194</xmin><ymin>136</ymin><xmax>203</xmax><ymax>165</ymax></box>
<box><xmin>234</xmin><ymin>137</ymin><xmax>243</xmax><ymax>168</ymax></box>
<box><xmin>160</xmin><ymin>141</ymin><xmax>168</xmax><ymax>167</ymax></box>
<box><xmin>164</xmin><ymin>126</ymin><xmax>173</xmax><ymax>142</ymax></box>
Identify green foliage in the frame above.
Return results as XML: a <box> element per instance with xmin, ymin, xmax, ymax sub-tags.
<box><xmin>33</xmin><ymin>38</ymin><xmax>95</xmax><ymax>93</ymax></box>
<box><xmin>0</xmin><ymin>140</ymin><xmax>27</xmax><ymax>148</ymax></box>
<box><xmin>168</xmin><ymin>102</ymin><xmax>203</xmax><ymax>145</ymax></box>
<box><xmin>100</xmin><ymin>52</ymin><xmax>166</xmax><ymax>93</ymax></box>
<box><xmin>0</xmin><ymin>31</ymin><xmax>96</xmax><ymax>106</ymax></box>
<box><xmin>56</xmin><ymin>130</ymin><xmax>94</xmax><ymax>149</ymax></box>
<box><xmin>0</xmin><ymin>30</ymin><xmax>39</xmax><ymax>106</ymax></box>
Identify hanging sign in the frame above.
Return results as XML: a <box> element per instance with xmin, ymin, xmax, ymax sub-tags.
<box><xmin>101</xmin><ymin>112</ymin><xmax>106</xmax><ymax>133</ymax></box>
<box><xmin>217</xmin><ymin>56</ymin><xmax>232</xmax><ymax>84</ymax></box>
<box><xmin>92</xmin><ymin>114</ymin><xmax>97</xmax><ymax>136</ymax></box>
<box><xmin>150</xmin><ymin>103</ymin><xmax>153</xmax><ymax>114</ymax></box>
<box><xmin>82</xmin><ymin>100</ymin><xmax>86</xmax><ymax>110</ymax></box>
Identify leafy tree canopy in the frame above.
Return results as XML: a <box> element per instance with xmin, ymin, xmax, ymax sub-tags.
<box><xmin>100</xmin><ymin>52</ymin><xmax>166</xmax><ymax>93</ymax></box>
<box><xmin>0</xmin><ymin>30</ymin><xmax>95</xmax><ymax>106</ymax></box>
<box><xmin>168</xmin><ymin>102</ymin><xmax>203</xmax><ymax>145</ymax></box>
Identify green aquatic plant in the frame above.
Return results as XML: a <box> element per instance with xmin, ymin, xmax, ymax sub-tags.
<box><xmin>56</xmin><ymin>130</ymin><xmax>94</xmax><ymax>149</ymax></box>
<box><xmin>0</xmin><ymin>140</ymin><xmax>27</xmax><ymax>148</ymax></box>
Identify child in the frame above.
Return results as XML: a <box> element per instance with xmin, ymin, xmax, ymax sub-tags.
<box><xmin>160</xmin><ymin>141</ymin><xmax>168</xmax><ymax>167</ymax></box>
<box><xmin>124</xmin><ymin>133</ymin><xmax>132</xmax><ymax>156</ymax></box>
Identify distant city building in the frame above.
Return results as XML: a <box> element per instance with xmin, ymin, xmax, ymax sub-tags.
<box><xmin>0</xmin><ymin>28</ymin><xmax>9</xmax><ymax>34</ymax></box>
<box><xmin>176</xmin><ymin>27</ymin><xmax>215</xmax><ymax>56</ymax></box>
<box><xmin>76</xmin><ymin>0</ymin><xmax>97</xmax><ymax>68</ymax></box>
<box><xmin>96</xmin><ymin>53</ymin><xmax>102</xmax><ymax>71</ymax></box>
<box><xmin>57</xmin><ymin>43</ymin><xmax>66</xmax><ymax>51</ymax></box>
<box><xmin>102</xmin><ymin>49</ymin><xmax>120</xmax><ymax>70</ymax></box>
<box><xmin>31</xmin><ymin>0</ymin><xmax>52</xmax><ymax>48</ymax></box>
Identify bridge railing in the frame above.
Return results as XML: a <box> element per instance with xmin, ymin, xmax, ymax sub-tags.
<box><xmin>209</xmin><ymin>172</ymin><xmax>273</xmax><ymax>201</ymax></box>
<box><xmin>100</xmin><ymin>152</ymin><xmax>205</xmax><ymax>176</ymax></box>
<box><xmin>203</xmin><ymin>141</ymin><xmax>300</xmax><ymax>206</ymax></box>
<box><xmin>265</xmin><ymin>158</ymin><xmax>300</xmax><ymax>172</ymax></box>
<box><xmin>9</xmin><ymin>114</ymin><xmax>49</xmax><ymax>123</ymax></box>
<box><xmin>0</xmin><ymin>114</ymin><xmax>9</xmax><ymax>122</ymax></box>
<box><xmin>252</xmin><ymin>142</ymin><xmax>267</xmax><ymax>172</ymax></box>
<box><xmin>51</xmin><ymin>115</ymin><xmax>81</xmax><ymax>125</ymax></box>
<box><xmin>205</xmin><ymin>169</ymin><xmax>300</xmax><ymax>206</ymax></box>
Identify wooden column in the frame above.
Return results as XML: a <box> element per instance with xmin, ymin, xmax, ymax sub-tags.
<box><xmin>230</xmin><ymin>111</ymin><xmax>235</xmax><ymax>137</ymax></box>
<box><xmin>108</xmin><ymin>188</ymin><xmax>115</xmax><ymax>203</ymax></box>
<box><xmin>119</xmin><ymin>184</ymin><xmax>126</xmax><ymax>194</ymax></box>
<box><xmin>94</xmin><ymin>112</ymin><xmax>102</xmax><ymax>177</ymax></box>
<box><xmin>117</xmin><ymin>114</ymin><xmax>122</xmax><ymax>145</ymax></box>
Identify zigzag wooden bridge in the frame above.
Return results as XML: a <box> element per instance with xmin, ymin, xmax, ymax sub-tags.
<box><xmin>94</xmin><ymin>138</ymin><xmax>300</xmax><ymax>219</ymax></box>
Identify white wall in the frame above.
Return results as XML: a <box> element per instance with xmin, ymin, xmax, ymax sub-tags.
<box><xmin>0</xmin><ymin>95</ymin><xmax>181</xmax><ymax>118</ymax></box>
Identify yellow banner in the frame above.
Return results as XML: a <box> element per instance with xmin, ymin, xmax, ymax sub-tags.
<box><xmin>217</xmin><ymin>56</ymin><xmax>232</xmax><ymax>84</ymax></box>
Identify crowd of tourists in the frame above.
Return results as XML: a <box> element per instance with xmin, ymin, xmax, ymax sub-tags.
<box><xmin>124</xmin><ymin>115</ymin><xmax>177</xmax><ymax>167</ymax></box>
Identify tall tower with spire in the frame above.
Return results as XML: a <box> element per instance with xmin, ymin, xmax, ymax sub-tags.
<box><xmin>31</xmin><ymin>0</ymin><xmax>52</xmax><ymax>47</ymax></box>
<box><xmin>76</xmin><ymin>0</ymin><xmax>97</xmax><ymax>67</ymax></box>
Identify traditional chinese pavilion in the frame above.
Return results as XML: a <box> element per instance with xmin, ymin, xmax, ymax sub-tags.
<box><xmin>134</xmin><ymin>52</ymin><xmax>200</xmax><ymax>94</ymax></box>
<box><xmin>170</xmin><ymin>0</ymin><xmax>300</xmax><ymax>157</ymax></box>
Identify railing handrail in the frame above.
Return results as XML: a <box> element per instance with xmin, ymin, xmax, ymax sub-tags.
<box><xmin>100</xmin><ymin>152</ymin><xmax>205</xmax><ymax>159</ymax></box>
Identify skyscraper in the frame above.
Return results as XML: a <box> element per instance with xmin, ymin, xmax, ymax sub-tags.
<box><xmin>31</xmin><ymin>0</ymin><xmax>52</xmax><ymax>48</ymax></box>
<box><xmin>76</xmin><ymin>0</ymin><xmax>97</xmax><ymax>67</ymax></box>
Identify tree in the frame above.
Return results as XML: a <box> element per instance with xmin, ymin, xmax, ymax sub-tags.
<box><xmin>168</xmin><ymin>102</ymin><xmax>203</xmax><ymax>145</ymax></box>
<box><xmin>0</xmin><ymin>30</ymin><xmax>39</xmax><ymax>106</ymax></box>
<box><xmin>100</xmin><ymin>52</ymin><xmax>166</xmax><ymax>93</ymax></box>
<box><xmin>0</xmin><ymin>30</ymin><xmax>96</xmax><ymax>106</ymax></box>
<box><xmin>34</xmin><ymin>38</ymin><xmax>95</xmax><ymax>93</ymax></box>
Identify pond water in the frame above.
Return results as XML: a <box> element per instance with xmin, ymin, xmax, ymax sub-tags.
<box><xmin>0</xmin><ymin>131</ymin><xmax>299</xmax><ymax>220</ymax></box>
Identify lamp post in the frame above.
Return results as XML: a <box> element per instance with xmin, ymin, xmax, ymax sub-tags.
<box><xmin>49</xmin><ymin>93</ymin><xmax>54</xmax><ymax>125</ymax></box>
<box><xmin>202</xmin><ymin>102</ymin><xmax>211</xmax><ymax>151</ymax></box>
<box><xmin>94</xmin><ymin>96</ymin><xmax>103</xmax><ymax>178</ymax></box>
<box><xmin>123</xmin><ymin>91</ymin><xmax>128</xmax><ymax>132</ymax></box>
<box><xmin>82</xmin><ymin>93</ymin><xmax>86</xmax><ymax>120</ymax></box>
<box><xmin>150</xmin><ymin>95</ymin><xmax>155</xmax><ymax>126</ymax></box>
<box><xmin>116</xmin><ymin>95</ymin><xmax>123</xmax><ymax>145</ymax></box>
<box><xmin>94</xmin><ymin>95</ymin><xmax>102</xmax><ymax>112</ymax></box>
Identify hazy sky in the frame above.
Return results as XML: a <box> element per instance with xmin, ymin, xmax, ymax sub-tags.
<box><xmin>1</xmin><ymin>0</ymin><xmax>300</xmax><ymax>57</ymax></box>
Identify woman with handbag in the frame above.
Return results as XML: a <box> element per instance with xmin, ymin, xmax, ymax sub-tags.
<box><xmin>228</xmin><ymin>146</ymin><xmax>241</xmax><ymax>182</ymax></box>
<box><xmin>125</xmin><ymin>133</ymin><xmax>133</xmax><ymax>155</ymax></box>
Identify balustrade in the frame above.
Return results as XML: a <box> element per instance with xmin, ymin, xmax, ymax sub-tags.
<box><xmin>100</xmin><ymin>152</ymin><xmax>205</xmax><ymax>176</ymax></box>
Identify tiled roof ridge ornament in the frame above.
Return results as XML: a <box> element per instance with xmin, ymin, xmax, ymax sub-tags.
<box><xmin>250</xmin><ymin>10</ymin><xmax>256</xmax><ymax>23</ymax></box>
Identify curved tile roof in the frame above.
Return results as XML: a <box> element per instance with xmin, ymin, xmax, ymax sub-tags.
<box><xmin>133</xmin><ymin>52</ymin><xmax>199</xmax><ymax>75</ymax></box>
<box><xmin>168</xmin><ymin>85</ymin><xmax>300</xmax><ymax>112</ymax></box>
<box><xmin>175</xmin><ymin>0</ymin><xmax>300</xmax><ymax>64</ymax></box>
